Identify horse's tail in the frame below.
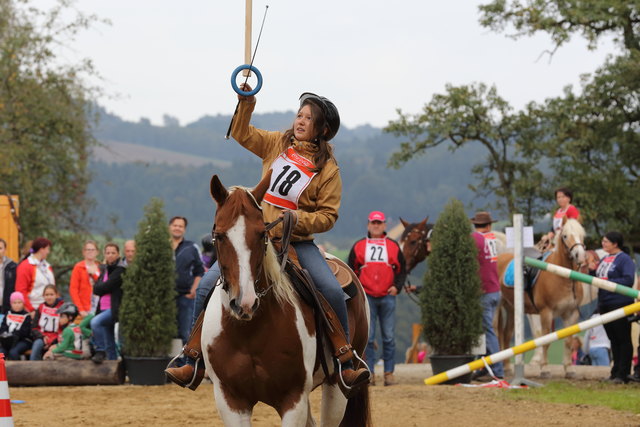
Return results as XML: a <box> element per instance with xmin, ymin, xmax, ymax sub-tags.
<box><xmin>339</xmin><ymin>385</ymin><xmax>371</xmax><ymax>427</ymax></box>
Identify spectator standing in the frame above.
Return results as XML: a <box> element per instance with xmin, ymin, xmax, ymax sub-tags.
<box><xmin>169</xmin><ymin>216</ymin><xmax>204</xmax><ymax>345</ymax></box>
<box><xmin>596</xmin><ymin>231</ymin><xmax>635</xmax><ymax>384</ymax></box>
<box><xmin>69</xmin><ymin>240</ymin><xmax>101</xmax><ymax>319</ymax></box>
<box><xmin>91</xmin><ymin>243</ymin><xmax>125</xmax><ymax>362</ymax></box>
<box><xmin>0</xmin><ymin>238</ymin><xmax>17</xmax><ymax>314</ymax></box>
<box><xmin>584</xmin><ymin>313</ymin><xmax>611</xmax><ymax>367</ymax></box>
<box><xmin>0</xmin><ymin>292</ymin><xmax>32</xmax><ymax>359</ymax></box>
<box><xmin>348</xmin><ymin>211</ymin><xmax>406</xmax><ymax>386</ymax></box>
<box><xmin>470</xmin><ymin>211</ymin><xmax>504</xmax><ymax>380</ymax></box>
<box><xmin>30</xmin><ymin>284</ymin><xmax>64</xmax><ymax>360</ymax></box>
<box><xmin>122</xmin><ymin>240</ymin><xmax>136</xmax><ymax>266</ymax></box>
<box><xmin>15</xmin><ymin>237</ymin><xmax>55</xmax><ymax>314</ymax></box>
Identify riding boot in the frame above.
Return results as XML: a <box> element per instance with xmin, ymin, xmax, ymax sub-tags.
<box><xmin>165</xmin><ymin>311</ymin><xmax>206</xmax><ymax>391</ymax></box>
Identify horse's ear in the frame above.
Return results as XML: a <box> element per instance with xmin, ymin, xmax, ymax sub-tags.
<box><xmin>210</xmin><ymin>175</ymin><xmax>228</xmax><ymax>206</ymax></box>
<box><xmin>400</xmin><ymin>217</ymin><xmax>410</xmax><ymax>228</ymax></box>
<box><xmin>251</xmin><ymin>169</ymin><xmax>273</xmax><ymax>204</ymax></box>
<box><xmin>421</xmin><ymin>216</ymin><xmax>430</xmax><ymax>226</ymax></box>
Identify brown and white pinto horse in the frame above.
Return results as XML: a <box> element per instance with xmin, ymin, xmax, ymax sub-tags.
<box><xmin>496</xmin><ymin>218</ymin><xmax>587</xmax><ymax>377</ymax></box>
<box><xmin>201</xmin><ymin>172</ymin><xmax>371</xmax><ymax>427</ymax></box>
<box><xmin>399</xmin><ymin>217</ymin><xmax>433</xmax><ymax>273</ymax></box>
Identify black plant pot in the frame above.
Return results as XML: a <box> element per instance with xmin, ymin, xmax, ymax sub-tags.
<box><xmin>124</xmin><ymin>356</ymin><xmax>172</xmax><ymax>385</ymax></box>
<box><xmin>429</xmin><ymin>354</ymin><xmax>475</xmax><ymax>385</ymax></box>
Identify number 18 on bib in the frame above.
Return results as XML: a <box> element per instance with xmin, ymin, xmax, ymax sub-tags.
<box><xmin>264</xmin><ymin>148</ymin><xmax>317</xmax><ymax>210</ymax></box>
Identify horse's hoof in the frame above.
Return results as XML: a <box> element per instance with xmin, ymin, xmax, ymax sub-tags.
<box><xmin>539</xmin><ymin>370</ymin><xmax>551</xmax><ymax>379</ymax></box>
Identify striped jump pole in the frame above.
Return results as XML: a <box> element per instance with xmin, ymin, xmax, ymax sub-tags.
<box><xmin>424</xmin><ymin>301</ymin><xmax>640</xmax><ymax>385</ymax></box>
<box><xmin>525</xmin><ymin>256</ymin><xmax>639</xmax><ymax>299</ymax></box>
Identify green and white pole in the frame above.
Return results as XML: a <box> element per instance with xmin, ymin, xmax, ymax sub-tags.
<box><xmin>424</xmin><ymin>301</ymin><xmax>640</xmax><ymax>385</ymax></box>
<box><xmin>524</xmin><ymin>257</ymin><xmax>639</xmax><ymax>299</ymax></box>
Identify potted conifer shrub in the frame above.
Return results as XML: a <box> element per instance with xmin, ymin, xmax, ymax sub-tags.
<box><xmin>421</xmin><ymin>199</ymin><xmax>483</xmax><ymax>384</ymax></box>
<box><xmin>119</xmin><ymin>198</ymin><xmax>177</xmax><ymax>385</ymax></box>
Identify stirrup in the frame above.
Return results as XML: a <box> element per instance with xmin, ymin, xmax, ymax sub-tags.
<box><xmin>336</xmin><ymin>350</ymin><xmax>370</xmax><ymax>392</ymax></box>
<box><xmin>165</xmin><ymin>349</ymin><xmax>203</xmax><ymax>389</ymax></box>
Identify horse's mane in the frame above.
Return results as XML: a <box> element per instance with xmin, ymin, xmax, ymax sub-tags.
<box><xmin>263</xmin><ymin>241</ymin><xmax>297</xmax><ymax>308</ymax></box>
<box><xmin>554</xmin><ymin>218</ymin><xmax>585</xmax><ymax>247</ymax></box>
<box><xmin>228</xmin><ymin>186</ymin><xmax>297</xmax><ymax>308</ymax></box>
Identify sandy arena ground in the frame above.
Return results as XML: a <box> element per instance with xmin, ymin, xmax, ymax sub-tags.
<box><xmin>9</xmin><ymin>364</ymin><xmax>639</xmax><ymax>426</ymax></box>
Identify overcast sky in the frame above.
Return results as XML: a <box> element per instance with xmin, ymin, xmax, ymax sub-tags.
<box><xmin>52</xmin><ymin>0</ymin><xmax>616</xmax><ymax>128</ymax></box>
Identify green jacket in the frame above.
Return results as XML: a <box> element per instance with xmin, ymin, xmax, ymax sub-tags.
<box><xmin>52</xmin><ymin>314</ymin><xmax>93</xmax><ymax>359</ymax></box>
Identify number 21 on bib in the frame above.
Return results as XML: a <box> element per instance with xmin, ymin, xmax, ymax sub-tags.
<box><xmin>264</xmin><ymin>147</ymin><xmax>317</xmax><ymax>210</ymax></box>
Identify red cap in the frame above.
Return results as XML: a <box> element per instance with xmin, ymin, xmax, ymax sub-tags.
<box><xmin>368</xmin><ymin>211</ymin><xmax>386</xmax><ymax>222</ymax></box>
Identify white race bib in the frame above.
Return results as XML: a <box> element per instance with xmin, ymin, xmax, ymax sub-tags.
<box><xmin>365</xmin><ymin>238</ymin><xmax>389</xmax><ymax>264</ymax></box>
<box><xmin>39</xmin><ymin>306</ymin><xmax>60</xmax><ymax>333</ymax></box>
<box><xmin>553</xmin><ymin>209</ymin><xmax>566</xmax><ymax>232</ymax></box>
<box><xmin>596</xmin><ymin>254</ymin><xmax>619</xmax><ymax>280</ymax></box>
<box><xmin>263</xmin><ymin>147</ymin><xmax>317</xmax><ymax>210</ymax></box>
<box><xmin>483</xmin><ymin>232</ymin><xmax>498</xmax><ymax>262</ymax></box>
<box><xmin>6</xmin><ymin>313</ymin><xmax>27</xmax><ymax>334</ymax></box>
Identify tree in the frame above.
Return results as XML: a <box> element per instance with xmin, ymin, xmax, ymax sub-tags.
<box><xmin>479</xmin><ymin>0</ymin><xmax>640</xmax><ymax>53</ymax></box>
<box><xmin>420</xmin><ymin>199</ymin><xmax>483</xmax><ymax>355</ymax></box>
<box><xmin>0</xmin><ymin>0</ymin><xmax>102</xmax><ymax>270</ymax></box>
<box><xmin>120</xmin><ymin>198</ymin><xmax>176</xmax><ymax>357</ymax></box>
<box><xmin>385</xmin><ymin>82</ymin><xmax>547</xmax><ymax>222</ymax></box>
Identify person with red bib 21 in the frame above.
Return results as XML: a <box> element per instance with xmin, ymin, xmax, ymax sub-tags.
<box><xmin>348</xmin><ymin>211</ymin><xmax>406</xmax><ymax>386</ymax></box>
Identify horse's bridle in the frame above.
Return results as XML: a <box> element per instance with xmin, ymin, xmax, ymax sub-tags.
<box><xmin>405</xmin><ymin>226</ymin><xmax>431</xmax><ymax>268</ymax></box>
<box><xmin>212</xmin><ymin>189</ymin><xmax>294</xmax><ymax>301</ymax></box>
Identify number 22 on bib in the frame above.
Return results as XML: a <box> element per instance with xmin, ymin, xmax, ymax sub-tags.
<box><xmin>264</xmin><ymin>147</ymin><xmax>317</xmax><ymax>210</ymax></box>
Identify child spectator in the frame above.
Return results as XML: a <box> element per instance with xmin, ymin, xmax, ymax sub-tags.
<box><xmin>43</xmin><ymin>303</ymin><xmax>93</xmax><ymax>360</ymax></box>
<box><xmin>585</xmin><ymin>314</ymin><xmax>611</xmax><ymax>367</ymax></box>
<box><xmin>30</xmin><ymin>284</ymin><xmax>64</xmax><ymax>360</ymax></box>
<box><xmin>0</xmin><ymin>292</ymin><xmax>32</xmax><ymax>360</ymax></box>
<box><xmin>571</xmin><ymin>336</ymin><xmax>585</xmax><ymax>365</ymax></box>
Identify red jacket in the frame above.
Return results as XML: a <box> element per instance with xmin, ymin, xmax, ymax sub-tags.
<box><xmin>348</xmin><ymin>235</ymin><xmax>407</xmax><ymax>297</ymax></box>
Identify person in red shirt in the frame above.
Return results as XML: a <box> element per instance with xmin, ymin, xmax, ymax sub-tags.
<box><xmin>348</xmin><ymin>211</ymin><xmax>406</xmax><ymax>386</ymax></box>
<box><xmin>470</xmin><ymin>211</ymin><xmax>504</xmax><ymax>380</ymax></box>
<box><xmin>547</xmin><ymin>187</ymin><xmax>581</xmax><ymax>242</ymax></box>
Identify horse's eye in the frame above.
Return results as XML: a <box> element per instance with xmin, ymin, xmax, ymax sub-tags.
<box><xmin>215</xmin><ymin>233</ymin><xmax>225</xmax><ymax>242</ymax></box>
<box><xmin>563</xmin><ymin>234</ymin><xmax>567</xmax><ymax>240</ymax></box>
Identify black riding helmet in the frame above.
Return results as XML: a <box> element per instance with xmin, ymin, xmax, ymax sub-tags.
<box><xmin>299</xmin><ymin>92</ymin><xmax>340</xmax><ymax>141</ymax></box>
<box><xmin>57</xmin><ymin>302</ymin><xmax>79</xmax><ymax>319</ymax></box>
<box><xmin>201</xmin><ymin>233</ymin><xmax>214</xmax><ymax>252</ymax></box>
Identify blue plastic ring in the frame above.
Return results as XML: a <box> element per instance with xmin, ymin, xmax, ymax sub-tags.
<box><xmin>231</xmin><ymin>64</ymin><xmax>263</xmax><ymax>96</ymax></box>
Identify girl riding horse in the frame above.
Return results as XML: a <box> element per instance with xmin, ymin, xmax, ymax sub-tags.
<box><xmin>165</xmin><ymin>84</ymin><xmax>370</xmax><ymax>396</ymax></box>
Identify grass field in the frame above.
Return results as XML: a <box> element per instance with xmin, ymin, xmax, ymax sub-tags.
<box><xmin>504</xmin><ymin>380</ymin><xmax>640</xmax><ymax>414</ymax></box>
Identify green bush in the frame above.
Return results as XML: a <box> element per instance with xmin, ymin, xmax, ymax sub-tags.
<box><xmin>421</xmin><ymin>198</ymin><xmax>483</xmax><ymax>355</ymax></box>
<box><xmin>120</xmin><ymin>198</ymin><xmax>176</xmax><ymax>357</ymax></box>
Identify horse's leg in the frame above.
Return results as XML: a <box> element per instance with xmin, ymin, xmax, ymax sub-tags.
<box><xmin>320</xmin><ymin>383</ymin><xmax>347</xmax><ymax>427</ymax></box>
<box><xmin>539</xmin><ymin>309</ymin><xmax>553</xmax><ymax>379</ymax></box>
<box><xmin>527</xmin><ymin>314</ymin><xmax>544</xmax><ymax>367</ymax></box>
<box><xmin>212</xmin><ymin>381</ymin><xmax>253</xmax><ymax>427</ymax></box>
<box><xmin>281</xmin><ymin>394</ymin><xmax>312</xmax><ymax>427</ymax></box>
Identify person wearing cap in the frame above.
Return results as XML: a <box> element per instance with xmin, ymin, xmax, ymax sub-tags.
<box><xmin>469</xmin><ymin>211</ymin><xmax>504</xmax><ymax>380</ymax></box>
<box><xmin>165</xmin><ymin>83</ymin><xmax>370</xmax><ymax>395</ymax></box>
<box><xmin>348</xmin><ymin>211</ymin><xmax>407</xmax><ymax>386</ymax></box>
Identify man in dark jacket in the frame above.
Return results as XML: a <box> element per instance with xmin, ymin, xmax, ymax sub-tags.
<box><xmin>0</xmin><ymin>238</ymin><xmax>17</xmax><ymax>314</ymax></box>
<box><xmin>169</xmin><ymin>217</ymin><xmax>204</xmax><ymax>345</ymax></box>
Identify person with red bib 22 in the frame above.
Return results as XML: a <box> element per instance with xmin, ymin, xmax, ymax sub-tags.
<box><xmin>348</xmin><ymin>211</ymin><xmax>407</xmax><ymax>386</ymax></box>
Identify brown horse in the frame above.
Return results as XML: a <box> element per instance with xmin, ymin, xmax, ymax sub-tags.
<box><xmin>496</xmin><ymin>218</ymin><xmax>587</xmax><ymax>377</ymax></box>
<box><xmin>201</xmin><ymin>172</ymin><xmax>371</xmax><ymax>426</ymax></box>
<box><xmin>399</xmin><ymin>217</ymin><xmax>433</xmax><ymax>273</ymax></box>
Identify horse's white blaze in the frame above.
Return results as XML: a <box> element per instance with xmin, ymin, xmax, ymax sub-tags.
<box><xmin>227</xmin><ymin>215</ymin><xmax>257</xmax><ymax>311</ymax></box>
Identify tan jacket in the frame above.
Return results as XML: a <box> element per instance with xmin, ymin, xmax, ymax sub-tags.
<box><xmin>231</xmin><ymin>100</ymin><xmax>341</xmax><ymax>242</ymax></box>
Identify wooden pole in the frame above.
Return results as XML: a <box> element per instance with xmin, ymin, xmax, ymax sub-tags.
<box><xmin>6</xmin><ymin>360</ymin><xmax>125</xmax><ymax>386</ymax></box>
<box><xmin>424</xmin><ymin>301</ymin><xmax>640</xmax><ymax>385</ymax></box>
<box><xmin>243</xmin><ymin>0</ymin><xmax>252</xmax><ymax>77</ymax></box>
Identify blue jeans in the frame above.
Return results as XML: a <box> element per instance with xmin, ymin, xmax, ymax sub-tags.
<box><xmin>1</xmin><ymin>340</ymin><xmax>30</xmax><ymax>360</ymax></box>
<box><xmin>365</xmin><ymin>294</ymin><xmax>396</xmax><ymax>373</ymax></box>
<box><xmin>91</xmin><ymin>309</ymin><xmax>117</xmax><ymax>360</ymax></box>
<box><xmin>192</xmin><ymin>263</ymin><xmax>221</xmax><ymax>328</ymax></box>
<box><xmin>176</xmin><ymin>294</ymin><xmax>195</xmax><ymax>345</ymax></box>
<box><xmin>481</xmin><ymin>291</ymin><xmax>504</xmax><ymax>377</ymax></box>
<box><xmin>30</xmin><ymin>338</ymin><xmax>45</xmax><ymax>360</ymax></box>
<box><xmin>589</xmin><ymin>347</ymin><xmax>610</xmax><ymax>366</ymax></box>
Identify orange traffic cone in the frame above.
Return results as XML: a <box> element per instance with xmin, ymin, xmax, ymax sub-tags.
<box><xmin>0</xmin><ymin>353</ymin><xmax>14</xmax><ymax>427</ymax></box>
